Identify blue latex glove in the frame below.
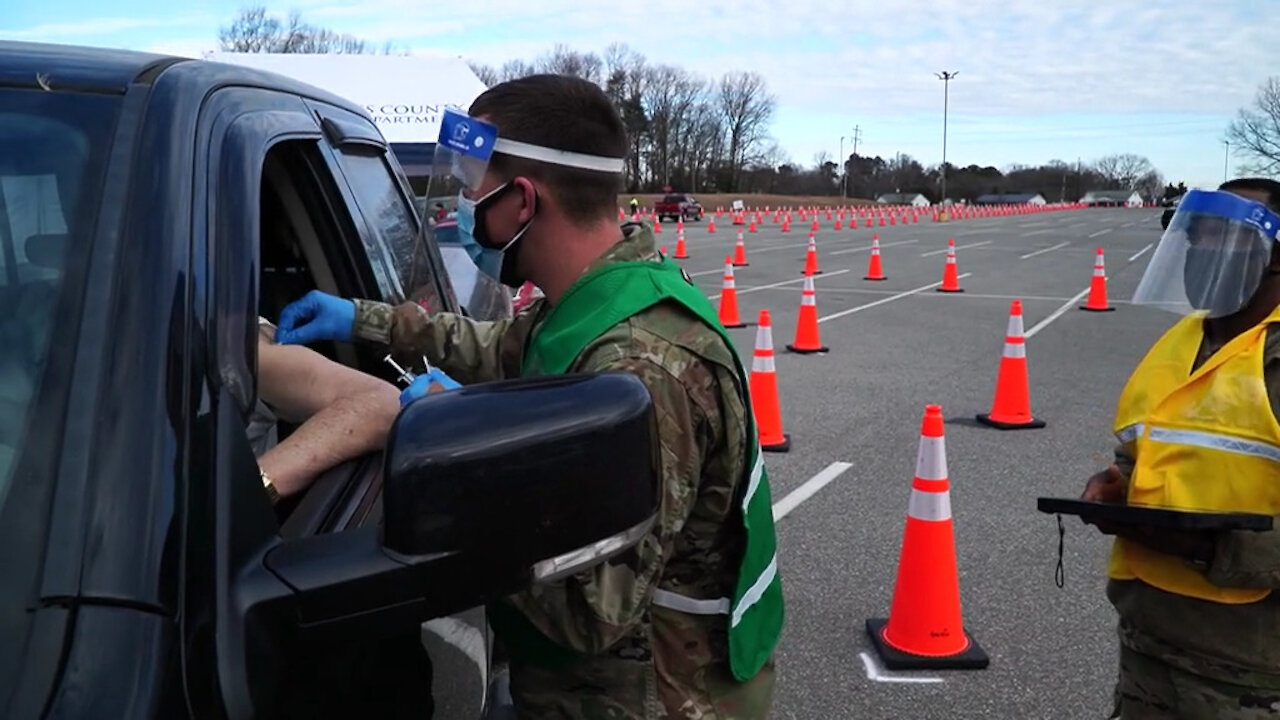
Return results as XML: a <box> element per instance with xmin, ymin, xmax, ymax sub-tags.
<box><xmin>275</xmin><ymin>290</ymin><xmax>356</xmax><ymax>345</ymax></box>
<box><xmin>399</xmin><ymin>368</ymin><xmax>462</xmax><ymax>407</ymax></box>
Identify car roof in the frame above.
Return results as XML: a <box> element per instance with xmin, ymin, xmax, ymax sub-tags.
<box><xmin>0</xmin><ymin>40</ymin><xmax>373</xmax><ymax>120</ymax></box>
<box><xmin>0</xmin><ymin>40</ymin><xmax>178</xmax><ymax>94</ymax></box>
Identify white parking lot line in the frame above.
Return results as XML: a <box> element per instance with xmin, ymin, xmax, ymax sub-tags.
<box><xmin>1087</xmin><ymin>228</ymin><xmax>1113</xmax><ymax>238</ymax></box>
<box><xmin>1025</xmin><ymin>287</ymin><xmax>1092</xmax><ymax>339</ymax></box>
<box><xmin>1019</xmin><ymin>241</ymin><xmax>1070</xmax><ymax>260</ymax></box>
<box><xmin>706</xmin><ymin>269</ymin><xmax>851</xmax><ymax>301</ymax></box>
<box><xmin>829</xmin><ymin>238</ymin><xmax>919</xmax><ymax>256</ymax></box>
<box><xmin>920</xmin><ymin>240</ymin><xmax>991</xmax><ymax>257</ymax></box>
<box><xmin>859</xmin><ymin>652</ymin><xmax>944</xmax><ymax>684</ymax></box>
<box><xmin>772</xmin><ymin>461</ymin><xmax>854</xmax><ymax>521</ymax></box>
<box><xmin>1128</xmin><ymin>243</ymin><xmax>1153</xmax><ymax>262</ymax></box>
<box><xmin>818</xmin><ymin>274</ymin><xmax>973</xmax><ymax>324</ymax></box>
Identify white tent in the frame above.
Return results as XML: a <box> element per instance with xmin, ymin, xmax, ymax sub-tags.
<box><xmin>203</xmin><ymin>52</ymin><xmax>489</xmax><ymax>147</ymax></box>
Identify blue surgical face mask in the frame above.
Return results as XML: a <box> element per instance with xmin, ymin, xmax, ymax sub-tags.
<box><xmin>456</xmin><ymin>191</ymin><xmax>504</xmax><ymax>280</ymax></box>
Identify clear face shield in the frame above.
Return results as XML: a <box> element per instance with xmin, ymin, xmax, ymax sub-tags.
<box><xmin>1131</xmin><ymin>189</ymin><xmax>1280</xmax><ymax>319</ymax></box>
<box><xmin>423</xmin><ymin>109</ymin><xmax>514</xmax><ymax>317</ymax></box>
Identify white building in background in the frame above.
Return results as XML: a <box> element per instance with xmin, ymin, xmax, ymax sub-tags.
<box><xmin>1080</xmin><ymin>190</ymin><xmax>1144</xmax><ymax>207</ymax></box>
<box><xmin>203</xmin><ymin>51</ymin><xmax>489</xmax><ymax>180</ymax></box>
<box><xmin>876</xmin><ymin>193</ymin><xmax>931</xmax><ymax>207</ymax></box>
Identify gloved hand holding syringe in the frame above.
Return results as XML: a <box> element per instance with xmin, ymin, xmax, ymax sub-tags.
<box><xmin>384</xmin><ymin>354</ymin><xmax>462</xmax><ymax>407</ymax></box>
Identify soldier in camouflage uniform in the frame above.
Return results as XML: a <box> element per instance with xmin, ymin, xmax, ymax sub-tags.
<box><xmin>276</xmin><ymin>74</ymin><xmax>782</xmax><ymax>719</ymax></box>
<box><xmin>1081</xmin><ymin>178</ymin><xmax>1280</xmax><ymax>719</ymax></box>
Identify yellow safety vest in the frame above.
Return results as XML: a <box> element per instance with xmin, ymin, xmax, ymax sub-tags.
<box><xmin>1109</xmin><ymin>304</ymin><xmax>1280</xmax><ymax>604</ymax></box>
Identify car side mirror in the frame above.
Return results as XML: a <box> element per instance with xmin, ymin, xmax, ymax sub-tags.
<box><xmin>383</xmin><ymin>371</ymin><xmax>660</xmax><ymax>586</ymax></box>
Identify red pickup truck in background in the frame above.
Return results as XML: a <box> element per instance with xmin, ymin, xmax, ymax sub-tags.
<box><xmin>654</xmin><ymin>193</ymin><xmax>704</xmax><ymax>222</ymax></box>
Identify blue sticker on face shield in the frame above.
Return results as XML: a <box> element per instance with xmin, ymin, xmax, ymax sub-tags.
<box><xmin>438</xmin><ymin>109</ymin><xmax>497</xmax><ymax>161</ymax></box>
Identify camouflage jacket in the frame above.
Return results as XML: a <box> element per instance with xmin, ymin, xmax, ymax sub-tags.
<box><xmin>353</xmin><ymin>224</ymin><xmax>775</xmax><ymax>719</ymax></box>
<box><xmin>1109</xmin><ymin>324</ymin><xmax>1280</xmax><ymax>689</ymax></box>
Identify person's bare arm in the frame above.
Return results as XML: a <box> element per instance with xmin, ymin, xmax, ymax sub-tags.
<box><xmin>255</xmin><ymin>331</ymin><xmax>400</xmax><ymax>497</ymax></box>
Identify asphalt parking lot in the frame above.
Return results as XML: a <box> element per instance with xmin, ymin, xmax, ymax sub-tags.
<box><xmin>663</xmin><ymin>206</ymin><xmax>1167</xmax><ymax>720</ymax></box>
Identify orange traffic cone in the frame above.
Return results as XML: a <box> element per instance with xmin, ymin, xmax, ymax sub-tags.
<box><xmin>865</xmin><ymin>235</ymin><xmax>887</xmax><ymax>281</ymax></box>
<box><xmin>733</xmin><ymin>230</ymin><xmax>749</xmax><ymax>267</ymax></box>
<box><xmin>835</xmin><ymin>217</ymin><xmax>842</xmax><ymax>231</ymax></box>
<box><xmin>786</xmin><ymin>270</ymin><xmax>828</xmax><ymax>354</ymax></box>
<box><xmin>977</xmin><ymin>300</ymin><xmax>1045</xmax><ymax>430</ymax></box>
<box><xmin>1079</xmin><ymin>247</ymin><xmax>1115</xmax><ymax>312</ymax></box>
<box><xmin>750</xmin><ymin>310</ymin><xmax>791</xmax><ymax>452</ymax></box>
<box><xmin>677</xmin><ymin>218</ymin><xmax>685</xmax><ymax>232</ymax></box>
<box><xmin>660</xmin><ymin>245</ymin><xmax>667</xmax><ymax>255</ymax></box>
<box><xmin>937</xmin><ymin>238</ymin><xmax>964</xmax><ymax>293</ymax></box>
<box><xmin>749</xmin><ymin>219</ymin><xmax>758</xmax><ymax>233</ymax></box>
<box><xmin>802</xmin><ymin>235</ymin><xmax>822</xmax><ymax>275</ymax></box>
<box><xmin>781</xmin><ymin>216</ymin><xmax>791</xmax><ymax>232</ymax></box>
<box><xmin>718</xmin><ymin>256</ymin><xmax>746</xmax><ymax>329</ymax></box>
<box><xmin>866</xmin><ymin>404</ymin><xmax>989</xmax><ymax>671</ymax></box>
<box><xmin>654</xmin><ymin>216</ymin><xmax>662</xmax><ymax>234</ymax></box>
<box><xmin>811</xmin><ymin>218</ymin><xmax>819</xmax><ymax>233</ymax></box>
<box><xmin>708</xmin><ymin>216</ymin><xmax>717</xmax><ymax>234</ymax></box>
<box><xmin>674</xmin><ymin>230</ymin><xmax>689</xmax><ymax>259</ymax></box>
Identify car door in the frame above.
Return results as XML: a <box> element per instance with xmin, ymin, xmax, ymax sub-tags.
<box><xmin>196</xmin><ymin>85</ymin><xmax>454</xmax><ymax>718</ymax></box>
<box><xmin>304</xmin><ymin>100</ymin><xmax>501</xmax><ymax>720</ymax></box>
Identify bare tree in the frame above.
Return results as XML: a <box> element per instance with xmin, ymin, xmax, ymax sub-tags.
<box><xmin>1227</xmin><ymin>77</ymin><xmax>1280</xmax><ymax>176</ymax></box>
<box><xmin>1135</xmin><ymin>169</ymin><xmax>1165</xmax><ymax>202</ymax></box>
<box><xmin>535</xmin><ymin>43</ymin><xmax>604</xmax><ymax>85</ymax></box>
<box><xmin>466</xmin><ymin>60</ymin><xmax>498</xmax><ymax>87</ymax></box>
<box><xmin>717</xmin><ymin>71</ymin><xmax>776</xmax><ymax>192</ymax></box>
<box><xmin>218</xmin><ymin>6</ymin><xmax>376</xmax><ymax>54</ymax></box>
<box><xmin>1093</xmin><ymin>153</ymin><xmax>1155</xmax><ymax>190</ymax></box>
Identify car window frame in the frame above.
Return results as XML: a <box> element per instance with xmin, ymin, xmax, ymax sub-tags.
<box><xmin>306</xmin><ymin>101</ymin><xmax>460</xmax><ymax>317</ymax></box>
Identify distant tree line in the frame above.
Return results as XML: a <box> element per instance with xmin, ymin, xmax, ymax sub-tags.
<box><xmin>468</xmin><ymin>44</ymin><xmax>778</xmax><ymax>195</ymax></box>
<box><xmin>217</xmin><ymin>9</ymin><xmax>1194</xmax><ymax>200</ymax></box>
<box><xmin>800</xmin><ymin>152</ymin><xmax>1170</xmax><ymax>203</ymax></box>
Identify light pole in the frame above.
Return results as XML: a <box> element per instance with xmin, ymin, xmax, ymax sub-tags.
<box><xmin>1223</xmin><ymin>140</ymin><xmax>1231</xmax><ymax>182</ymax></box>
<box><xmin>935</xmin><ymin>71</ymin><xmax>958</xmax><ymax>208</ymax></box>
<box><xmin>840</xmin><ymin>135</ymin><xmax>847</xmax><ymax>198</ymax></box>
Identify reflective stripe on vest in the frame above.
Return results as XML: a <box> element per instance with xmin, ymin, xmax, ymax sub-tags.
<box><xmin>1109</xmin><ymin>305</ymin><xmax>1280</xmax><ymax>604</ymax></box>
<box><xmin>651</xmin><ymin>450</ymin><xmax>782</xmax><ymax>630</ymax></box>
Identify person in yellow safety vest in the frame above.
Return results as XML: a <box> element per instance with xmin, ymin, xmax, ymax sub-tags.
<box><xmin>629</xmin><ymin>195</ymin><xmax>639</xmax><ymax>215</ymax></box>
<box><xmin>1081</xmin><ymin>177</ymin><xmax>1280</xmax><ymax>719</ymax></box>
<box><xmin>274</xmin><ymin>73</ymin><xmax>783</xmax><ymax>720</ymax></box>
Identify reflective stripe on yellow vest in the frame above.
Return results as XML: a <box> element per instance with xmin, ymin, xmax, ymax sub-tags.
<box><xmin>1109</xmin><ymin>304</ymin><xmax>1280</xmax><ymax>603</ymax></box>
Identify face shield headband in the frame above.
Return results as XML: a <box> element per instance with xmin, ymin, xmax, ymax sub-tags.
<box><xmin>429</xmin><ymin>109</ymin><xmax>626</xmax><ymax>286</ymax></box>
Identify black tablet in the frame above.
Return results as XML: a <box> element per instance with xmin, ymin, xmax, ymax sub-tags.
<box><xmin>1036</xmin><ymin>497</ymin><xmax>1273</xmax><ymax>532</ymax></box>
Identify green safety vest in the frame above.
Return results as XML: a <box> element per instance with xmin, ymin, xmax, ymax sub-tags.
<box><xmin>487</xmin><ymin>253</ymin><xmax>784</xmax><ymax>682</ymax></box>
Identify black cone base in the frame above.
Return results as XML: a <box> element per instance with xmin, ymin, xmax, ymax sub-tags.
<box><xmin>865</xmin><ymin>618</ymin><xmax>990</xmax><ymax>671</ymax></box>
<box><xmin>786</xmin><ymin>344</ymin><xmax>829</xmax><ymax>354</ymax></box>
<box><xmin>761</xmin><ymin>433</ymin><xmax>791</xmax><ymax>453</ymax></box>
<box><xmin>976</xmin><ymin>413</ymin><xmax>1046</xmax><ymax>430</ymax></box>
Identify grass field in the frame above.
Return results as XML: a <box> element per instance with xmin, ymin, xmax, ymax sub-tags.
<box><xmin>618</xmin><ymin>193</ymin><xmax>882</xmax><ymax>212</ymax></box>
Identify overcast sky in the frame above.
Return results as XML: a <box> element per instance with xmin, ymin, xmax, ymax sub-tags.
<box><xmin>4</xmin><ymin>0</ymin><xmax>1275</xmax><ymax>190</ymax></box>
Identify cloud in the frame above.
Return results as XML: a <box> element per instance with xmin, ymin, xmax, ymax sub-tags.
<box><xmin>1</xmin><ymin>14</ymin><xmax>215</xmax><ymax>40</ymax></box>
<box><xmin>363</xmin><ymin>0</ymin><xmax>1276</xmax><ymax>120</ymax></box>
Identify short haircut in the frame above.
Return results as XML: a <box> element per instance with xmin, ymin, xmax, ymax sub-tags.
<box><xmin>1220</xmin><ymin>177</ymin><xmax>1280</xmax><ymax>212</ymax></box>
<box><xmin>469</xmin><ymin>74</ymin><xmax>627</xmax><ymax>226</ymax></box>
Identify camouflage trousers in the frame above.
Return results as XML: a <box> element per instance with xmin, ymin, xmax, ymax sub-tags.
<box><xmin>1110</xmin><ymin>646</ymin><xmax>1280</xmax><ymax>719</ymax></box>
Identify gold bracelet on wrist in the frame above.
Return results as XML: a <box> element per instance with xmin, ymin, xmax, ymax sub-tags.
<box><xmin>261</xmin><ymin>469</ymin><xmax>281</xmax><ymax>506</ymax></box>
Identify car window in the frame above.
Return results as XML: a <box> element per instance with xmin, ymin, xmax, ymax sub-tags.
<box><xmin>332</xmin><ymin>148</ymin><xmax>447</xmax><ymax>313</ymax></box>
<box><xmin>0</xmin><ymin>86</ymin><xmax>119</xmax><ymax>708</ymax></box>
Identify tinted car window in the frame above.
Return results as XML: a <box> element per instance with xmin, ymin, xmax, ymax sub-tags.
<box><xmin>333</xmin><ymin>148</ymin><xmax>447</xmax><ymax>312</ymax></box>
<box><xmin>0</xmin><ymin>86</ymin><xmax>119</xmax><ymax>708</ymax></box>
